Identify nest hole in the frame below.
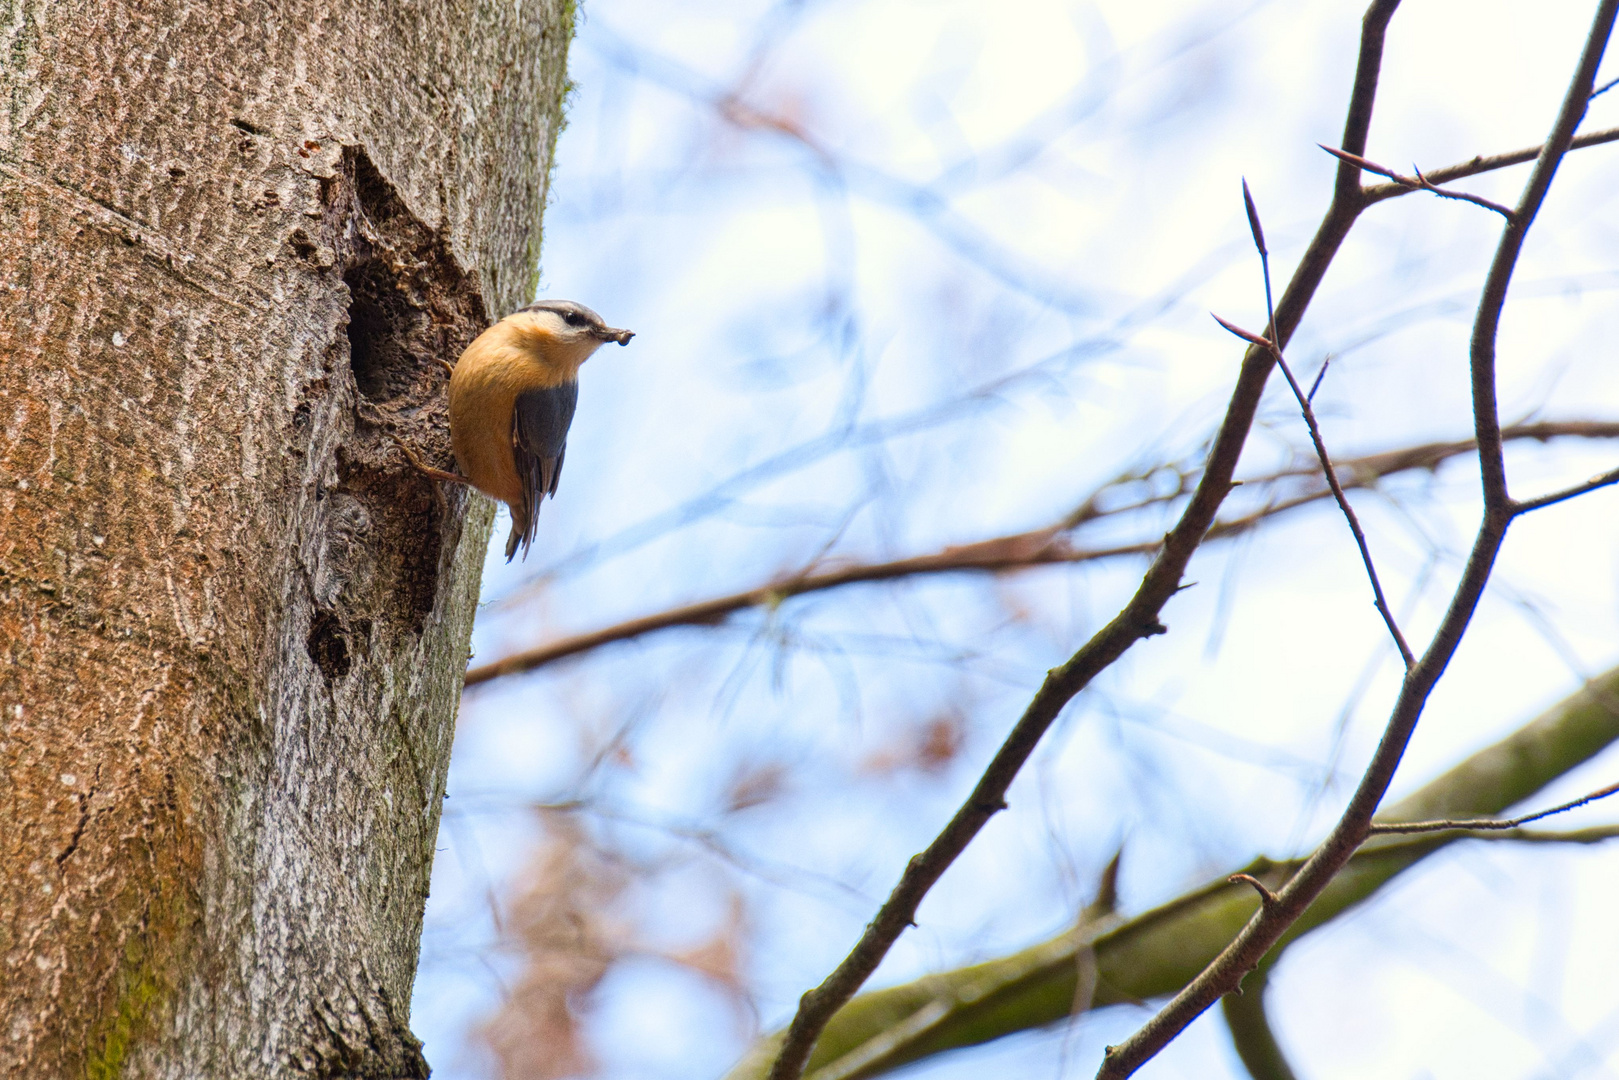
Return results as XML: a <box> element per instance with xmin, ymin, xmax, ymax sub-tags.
<box><xmin>344</xmin><ymin>262</ymin><xmax>423</xmax><ymax>402</ymax></box>
<box><xmin>307</xmin><ymin>610</ymin><xmax>352</xmax><ymax>681</ymax></box>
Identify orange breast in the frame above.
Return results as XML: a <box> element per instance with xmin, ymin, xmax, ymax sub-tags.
<box><xmin>447</xmin><ymin>336</ymin><xmax>529</xmax><ymax>507</ymax></box>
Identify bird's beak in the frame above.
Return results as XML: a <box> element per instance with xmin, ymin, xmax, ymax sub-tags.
<box><xmin>596</xmin><ymin>327</ymin><xmax>634</xmax><ymax>346</ymax></box>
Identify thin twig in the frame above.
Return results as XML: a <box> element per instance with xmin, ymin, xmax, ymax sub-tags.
<box><xmin>1305</xmin><ymin>357</ymin><xmax>1331</xmax><ymax>404</ymax></box>
<box><xmin>1359</xmin><ymin>125</ymin><xmax>1619</xmax><ymax>203</ymax></box>
<box><xmin>1469</xmin><ymin>824</ymin><xmax>1619</xmax><ymax>843</ymax></box>
<box><xmin>1511</xmin><ymin>463</ymin><xmax>1619</xmax><ymax>514</ymax></box>
<box><xmin>1232</xmin><ymin>182</ymin><xmax>1414</xmax><ymax>667</ymax></box>
<box><xmin>1096</xmin><ymin>3</ymin><xmax>1619</xmax><ymax>1075</ymax></box>
<box><xmin>1367</xmin><ymin>780</ymin><xmax>1619</xmax><ymax>835</ymax></box>
<box><xmin>1320</xmin><ymin>144</ymin><xmax>1515</xmax><ymax>217</ymax></box>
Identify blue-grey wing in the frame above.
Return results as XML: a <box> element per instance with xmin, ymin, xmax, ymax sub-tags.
<box><xmin>505</xmin><ymin>381</ymin><xmax>579</xmax><ymax>561</ymax></box>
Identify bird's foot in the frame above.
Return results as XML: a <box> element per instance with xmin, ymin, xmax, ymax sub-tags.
<box><xmin>383</xmin><ymin>431</ymin><xmax>469</xmax><ymax>517</ymax></box>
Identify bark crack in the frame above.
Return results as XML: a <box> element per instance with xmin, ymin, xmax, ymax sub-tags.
<box><xmin>54</xmin><ymin>764</ymin><xmax>102</xmax><ymax>868</ymax></box>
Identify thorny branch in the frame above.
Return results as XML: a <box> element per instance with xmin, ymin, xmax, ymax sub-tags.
<box><xmin>1319</xmin><ymin>144</ymin><xmax>1516</xmax><ymax>217</ymax></box>
<box><xmin>1227</xmin><ymin>179</ymin><xmax>1415</xmax><ymax>666</ymax></box>
<box><xmin>463</xmin><ymin>420</ymin><xmax>1619</xmax><ymax>687</ymax></box>
<box><xmin>1359</xmin><ymin>124</ymin><xmax>1619</xmax><ymax>208</ymax></box>
<box><xmin>762</xmin><ymin>2</ymin><xmax>1407</xmax><ymax>1076</ymax></box>
<box><xmin>1097</xmin><ymin>2</ymin><xmax>1619</xmax><ymax>1075</ymax></box>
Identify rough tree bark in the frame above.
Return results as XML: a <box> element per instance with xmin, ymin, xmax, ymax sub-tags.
<box><xmin>0</xmin><ymin>0</ymin><xmax>572</xmax><ymax>1075</ymax></box>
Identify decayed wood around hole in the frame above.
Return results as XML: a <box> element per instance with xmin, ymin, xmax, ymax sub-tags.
<box><xmin>0</xmin><ymin>1</ymin><xmax>572</xmax><ymax>1075</ymax></box>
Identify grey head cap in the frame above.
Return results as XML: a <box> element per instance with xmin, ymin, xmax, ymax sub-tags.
<box><xmin>521</xmin><ymin>299</ymin><xmax>635</xmax><ymax>345</ymax></box>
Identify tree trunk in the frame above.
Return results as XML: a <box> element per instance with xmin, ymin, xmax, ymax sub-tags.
<box><xmin>0</xmin><ymin>1</ymin><xmax>571</xmax><ymax>1074</ymax></box>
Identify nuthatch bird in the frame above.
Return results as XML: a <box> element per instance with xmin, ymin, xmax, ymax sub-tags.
<box><xmin>409</xmin><ymin>300</ymin><xmax>633</xmax><ymax>561</ymax></box>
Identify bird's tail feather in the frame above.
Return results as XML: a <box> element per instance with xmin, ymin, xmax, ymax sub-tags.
<box><xmin>504</xmin><ymin>497</ymin><xmax>540</xmax><ymax>562</ymax></box>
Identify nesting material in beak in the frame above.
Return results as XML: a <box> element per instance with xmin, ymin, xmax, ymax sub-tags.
<box><xmin>599</xmin><ymin>327</ymin><xmax>634</xmax><ymax>346</ymax></box>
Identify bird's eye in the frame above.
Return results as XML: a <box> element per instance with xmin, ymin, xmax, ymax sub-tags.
<box><xmin>562</xmin><ymin>311</ymin><xmax>585</xmax><ymax>327</ymax></box>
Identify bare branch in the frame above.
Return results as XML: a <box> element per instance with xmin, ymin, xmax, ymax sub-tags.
<box><xmin>1472</xmin><ymin>18</ymin><xmax>1616</xmax><ymax>510</ymax></box>
<box><xmin>1097</xmin><ymin>4</ymin><xmax>1619</xmax><ymax>1074</ymax></box>
<box><xmin>1240</xmin><ymin>185</ymin><xmax>1415</xmax><ymax>667</ymax></box>
<box><xmin>760</xmin><ymin>2</ymin><xmax>1410</xmax><ymax>1076</ymax></box>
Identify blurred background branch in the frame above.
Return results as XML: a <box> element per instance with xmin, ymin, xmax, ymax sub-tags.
<box><xmin>722</xmin><ymin>662</ymin><xmax>1619</xmax><ymax>1079</ymax></box>
<box><xmin>467</xmin><ymin>421</ymin><xmax>1619</xmax><ymax>687</ymax></box>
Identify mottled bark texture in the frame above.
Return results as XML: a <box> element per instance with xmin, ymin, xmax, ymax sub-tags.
<box><xmin>0</xmin><ymin>0</ymin><xmax>571</xmax><ymax>1075</ymax></box>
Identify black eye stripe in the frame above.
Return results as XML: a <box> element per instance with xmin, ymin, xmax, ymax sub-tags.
<box><xmin>522</xmin><ymin>302</ymin><xmax>603</xmax><ymax>329</ymax></box>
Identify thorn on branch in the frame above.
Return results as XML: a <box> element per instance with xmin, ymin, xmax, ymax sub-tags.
<box><xmin>1228</xmin><ymin>873</ymin><xmax>1280</xmax><ymax>908</ymax></box>
<box><xmin>1230</xmin><ymin>213</ymin><xmax>1417</xmax><ymax>669</ymax></box>
<box><xmin>1225</xmin><ymin>967</ymin><xmax>1263</xmax><ymax>997</ymax></box>
<box><xmin>1307</xmin><ymin>357</ymin><xmax>1332</xmax><ymax>404</ymax></box>
<box><xmin>1211</xmin><ymin>313</ymin><xmax>1275</xmax><ymax>349</ymax></box>
<box><xmin>1317</xmin><ymin>144</ymin><xmax>1515</xmax><ymax>219</ymax></box>
<box><xmin>1092</xmin><ymin>849</ymin><xmax>1123</xmax><ymax>917</ymax></box>
<box><xmin>1319</xmin><ymin>142</ymin><xmax>1394</xmax><ymax>177</ymax></box>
